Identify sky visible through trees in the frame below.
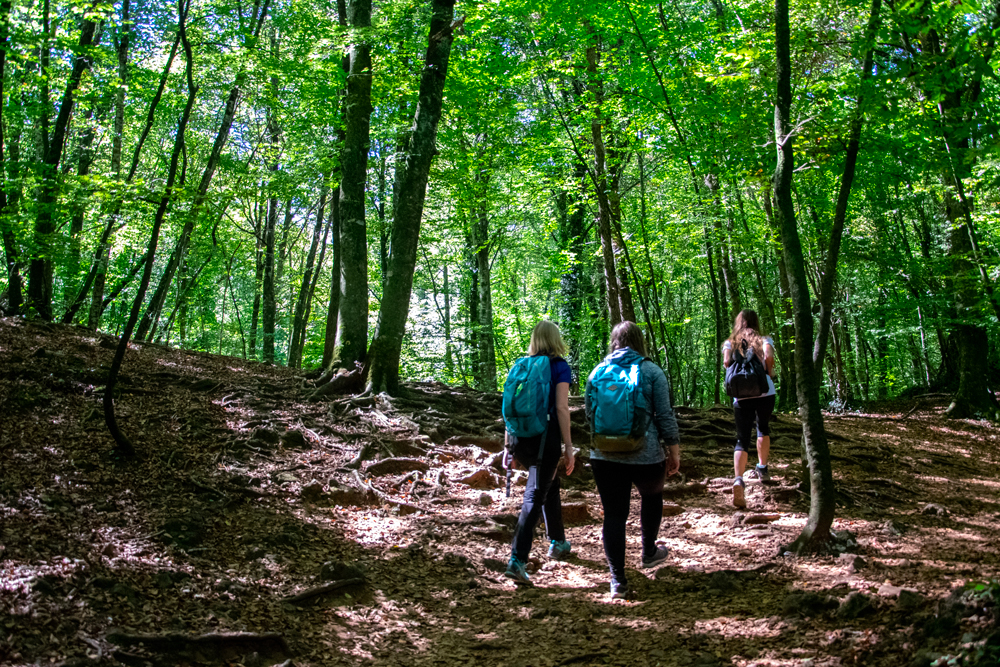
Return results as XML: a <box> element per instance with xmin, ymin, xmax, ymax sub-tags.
<box><xmin>1</xmin><ymin>0</ymin><xmax>999</xmax><ymax>416</ymax></box>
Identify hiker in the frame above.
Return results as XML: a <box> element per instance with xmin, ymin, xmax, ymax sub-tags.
<box><xmin>585</xmin><ymin>321</ymin><xmax>680</xmax><ymax>600</ymax></box>
<box><xmin>723</xmin><ymin>309</ymin><xmax>777</xmax><ymax>509</ymax></box>
<box><xmin>502</xmin><ymin>320</ymin><xmax>576</xmax><ymax>586</ymax></box>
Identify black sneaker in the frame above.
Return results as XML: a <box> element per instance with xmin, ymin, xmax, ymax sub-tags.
<box><xmin>641</xmin><ymin>545</ymin><xmax>669</xmax><ymax>569</ymax></box>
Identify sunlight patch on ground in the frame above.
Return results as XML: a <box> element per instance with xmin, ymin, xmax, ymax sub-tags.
<box><xmin>694</xmin><ymin>616</ymin><xmax>785</xmax><ymax>639</ymax></box>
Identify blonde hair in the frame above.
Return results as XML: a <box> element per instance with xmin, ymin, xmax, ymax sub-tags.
<box><xmin>528</xmin><ymin>320</ymin><xmax>568</xmax><ymax>357</ymax></box>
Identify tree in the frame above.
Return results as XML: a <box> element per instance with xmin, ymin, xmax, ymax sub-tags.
<box><xmin>333</xmin><ymin>0</ymin><xmax>374</xmax><ymax>369</ymax></box>
<box><xmin>366</xmin><ymin>0</ymin><xmax>461</xmax><ymax>394</ymax></box>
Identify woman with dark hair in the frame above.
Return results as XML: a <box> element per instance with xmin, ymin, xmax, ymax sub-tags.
<box><xmin>723</xmin><ymin>309</ymin><xmax>777</xmax><ymax>508</ymax></box>
<box><xmin>585</xmin><ymin>321</ymin><xmax>680</xmax><ymax>599</ymax></box>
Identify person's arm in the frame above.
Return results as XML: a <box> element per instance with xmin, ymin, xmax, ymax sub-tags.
<box><xmin>722</xmin><ymin>343</ymin><xmax>733</xmax><ymax>368</ymax></box>
<box><xmin>555</xmin><ymin>382</ymin><xmax>575</xmax><ymax>475</ymax></box>
<box><xmin>764</xmin><ymin>341</ymin><xmax>775</xmax><ymax>378</ymax></box>
<box><xmin>649</xmin><ymin>363</ymin><xmax>680</xmax><ymax>475</ymax></box>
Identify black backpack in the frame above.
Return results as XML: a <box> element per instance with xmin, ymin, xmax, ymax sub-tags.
<box><xmin>724</xmin><ymin>341</ymin><xmax>770</xmax><ymax>399</ymax></box>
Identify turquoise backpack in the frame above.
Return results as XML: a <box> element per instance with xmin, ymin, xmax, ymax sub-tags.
<box><xmin>502</xmin><ymin>356</ymin><xmax>552</xmax><ymax>440</ymax></box>
<box><xmin>586</xmin><ymin>358</ymin><xmax>651</xmax><ymax>452</ymax></box>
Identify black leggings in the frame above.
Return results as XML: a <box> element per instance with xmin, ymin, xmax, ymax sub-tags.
<box><xmin>591</xmin><ymin>459</ymin><xmax>667</xmax><ymax>585</ymax></box>
<box><xmin>510</xmin><ymin>428</ymin><xmax>565</xmax><ymax>562</ymax></box>
<box><xmin>734</xmin><ymin>394</ymin><xmax>776</xmax><ymax>453</ymax></box>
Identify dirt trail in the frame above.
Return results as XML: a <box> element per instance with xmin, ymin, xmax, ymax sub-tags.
<box><xmin>1</xmin><ymin>317</ymin><xmax>998</xmax><ymax>667</ymax></box>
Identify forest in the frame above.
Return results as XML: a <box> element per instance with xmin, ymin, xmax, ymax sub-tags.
<box><xmin>1</xmin><ymin>0</ymin><xmax>1000</xmax><ymax>664</ymax></box>
<box><xmin>1</xmin><ymin>0</ymin><xmax>998</xmax><ymax>414</ymax></box>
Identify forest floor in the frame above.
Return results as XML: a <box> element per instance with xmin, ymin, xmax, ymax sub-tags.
<box><xmin>1</xmin><ymin>317</ymin><xmax>999</xmax><ymax>667</ymax></box>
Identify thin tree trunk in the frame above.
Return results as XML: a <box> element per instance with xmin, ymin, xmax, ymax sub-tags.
<box><xmin>0</xmin><ymin>0</ymin><xmax>22</xmax><ymax>315</ymax></box>
<box><xmin>289</xmin><ymin>182</ymin><xmax>329</xmax><ymax>368</ymax></box>
<box><xmin>262</xmin><ymin>84</ymin><xmax>280</xmax><ymax>363</ymax></box>
<box><xmin>65</xmin><ymin>19</ymin><xmax>176</xmax><ymax>327</ymax></box>
<box><xmin>322</xmin><ymin>186</ymin><xmax>342</xmax><ymax>368</ymax></box>
<box><xmin>474</xmin><ymin>199</ymin><xmax>496</xmax><ymax>390</ymax></box>
<box><xmin>105</xmin><ymin>0</ymin><xmax>196</xmax><ymax>457</ymax></box>
<box><xmin>773</xmin><ymin>0</ymin><xmax>835</xmax><ymax>552</ymax></box>
<box><xmin>813</xmin><ymin>0</ymin><xmax>881</xmax><ymax>374</ymax></box>
<box><xmin>366</xmin><ymin>0</ymin><xmax>459</xmax><ymax>394</ymax></box>
<box><xmin>134</xmin><ymin>0</ymin><xmax>271</xmax><ymax>338</ymax></box>
<box><xmin>29</xmin><ymin>12</ymin><xmax>101</xmax><ymax>320</ymax></box>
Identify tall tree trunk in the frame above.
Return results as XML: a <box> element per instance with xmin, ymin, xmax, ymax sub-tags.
<box><xmin>29</xmin><ymin>12</ymin><xmax>101</xmax><ymax>320</ymax></box>
<box><xmin>262</xmin><ymin>93</ymin><xmax>280</xmax><ymax>364</ymax></box>
<box><xmin>104</xmin><ymin>1</ymin><xmax>196</xmax><ymax>457</ymax></box>
<box><xmin>322</xmin><ymin>186</ymin><xmax>342</xmax><ymax>368</ymax></box>
<box><xmin>289</xmin><ymin>182</ymin><xmax>329</xmax><ymax>368</ymax></box>
<box><xmin>134</xmin><ymin>0</ymin><xmax>271</xmax><ymax>338</ymax></box>
<box><xmin>773</xmin><ymin>0</ymin><xmax>836</xmax><ymax>552</ymax></box>
<box><xmin>249</xmin><ymin>191</ymin><xmax>265</xmax><ymax>359</ymax></box>
<box><xmin>334</xmin><ymin>0</ymin><xmax>374</xmax><ymax>367</ymax></box>
<box><xmin>557</xmin><ymin>162</ymin><xmax>588</xmax><ymax>380</ymax></box>
<box><xmin>813</xmin><ymin>0</ymin><xmax>881</xmax><ymax>376</ymax></box>
<box><xmin>474</xmin><ymin>198</ymin><xmax>496</xmax><ymax>390</ymax></box>
<box><xmin>0</xmin><ymin>0</ymin><xmax>22</xmax><ymax>316</ymax></box>
<box><xmin>366</xmin><ymin>0</ymin><xmax>459</xmax><ymax>394</ymax></box>
<box><xmin>62</xmin><ymin>14</ymin><xmax>175</xmax><ymax>328</ymax></box>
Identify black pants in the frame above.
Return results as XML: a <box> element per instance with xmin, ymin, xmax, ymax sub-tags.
<box><xmin>591</xmin><ymin>459</ymin><xmax>667</xmax><ymax>585</ymax></box>
<box><xmin>510</xmin><ymin>428</ymin><xmax>565</xmax><ymax>562</ymax></box>
<box><xmin>734</xmin><ymin>394</ymin><xmax>776</xmax><ymax>452</ymax></box>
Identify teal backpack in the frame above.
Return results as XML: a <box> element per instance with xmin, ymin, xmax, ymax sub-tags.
<box><xmin>502</xmin><ymin>356</ymin><xmax>552</xmax><ymax>440</ymax></box>
<box><xmin>586</xmin><ymin>358</ymin><xmax>651</xmax><ymax>452</ymax></box>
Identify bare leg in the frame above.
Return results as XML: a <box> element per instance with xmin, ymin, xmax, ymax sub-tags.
<box><xmin>734</xmin><ymin>450</ymin><xmax>748</xmax><ymax>478</ymax></box>
<box><xmin>756</xmin><ymin>436</ymin><xmax>770</xmax><ymax>467</ymax></box>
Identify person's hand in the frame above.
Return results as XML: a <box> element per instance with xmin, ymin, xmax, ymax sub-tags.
<box><xmin>563</xmin><ymin>447</ymin><xmax>575</xmax><ymax>476</ymax></box>
<box><xmin>503</xmin><ymin>449</ymin><xmax>513</xmax><ymax>470</ymax></box>
<box><xmin>666</xmin><ymin>445</ymin><xmax>681</xmax><ymax>477</ymax></box>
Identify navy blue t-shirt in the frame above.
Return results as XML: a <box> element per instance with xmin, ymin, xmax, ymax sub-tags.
<box><xmin>544</xmin><ymin>355</ymin><xmax>573</xmax><ymax>415</ymax></box>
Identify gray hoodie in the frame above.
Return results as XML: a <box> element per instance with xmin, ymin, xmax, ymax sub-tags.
<box><xmin>585</xmin><ymin>347</ymin><xmax>680</xmax><ymax>465</ymax></box>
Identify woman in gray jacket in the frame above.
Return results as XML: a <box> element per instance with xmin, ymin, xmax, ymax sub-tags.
<box><xmin>585</xmin><ymin>321</ymin><xmax>681</xmax><ymax>600</ymax></box>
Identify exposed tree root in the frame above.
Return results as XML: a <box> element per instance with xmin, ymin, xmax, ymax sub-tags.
<box><xmin>281</xmin><ymin>578</ymin><xmax>366</xmax><ymax>604</ymax></box>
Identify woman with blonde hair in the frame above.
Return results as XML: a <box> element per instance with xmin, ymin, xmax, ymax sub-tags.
<box><xmin>503</xmin><ymin>320</ymin><xmax>576</xmax><ymax>585</ymax></box>
<box><xmin>723</xmin><ymin>309</ymin><xmax>777</xmax><ymax>508</ymax></box>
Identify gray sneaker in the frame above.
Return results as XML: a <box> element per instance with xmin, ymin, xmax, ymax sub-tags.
<box><xmin>641</xmin><ymin>545</ymin><xmax>669</xmax><ymax>569</ymax></box>
<box><xmin>733</xmin><ymin>478</ymin><xmax>746</xmax><ymax>508</ymax></box>
<box><xmin>746</xmin><ymin>465</ymin><xmax>772</xmax><ymax>483</ymax></box>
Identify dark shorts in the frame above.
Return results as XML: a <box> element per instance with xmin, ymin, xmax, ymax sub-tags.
<box><xmin>734</xmin><ymin>394</ymin><xmax>776</xmax><ymax>452</ymax></box>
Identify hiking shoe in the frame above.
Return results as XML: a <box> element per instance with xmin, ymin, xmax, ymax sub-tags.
<box><xmin>746</xmin><ymin>465</ymin><xmax>771</xmax><ymax>483</ymax></box>
<box><xmin>611</xmin><ymin>581</ymin><xmax>630</xmax><ymax>600</ymax></box>
<box><xmin>504</xmin><ymin>557</ymin><xmax>532</xmax><ymax>586</ymax></box>
<box><xmin>548</xmin><ymin>539</ymin><xmax>572</xmax><ymax>560</ymax></box>
<box><xmin>641</xmin><ymin>545</ymin><xmax>669</xmax><ymax>569</ymax></box>
<box><xmin>733</xmin><ymin>478</ymin><xmax>747</xmax><ymax>508</ymax></box>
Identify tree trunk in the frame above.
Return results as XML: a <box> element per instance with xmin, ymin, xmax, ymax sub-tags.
<box><xmin>322</xmin><ymin>186</ymin><xmax>342</xmax><ymax>368</ymax></box>
<box><xmin>773</xmin><ymin>0</ymin><xmax>836</xmax><ymax>552</ymax></box>
<box><xmin>104</xmin><ymin>5</ymin><xmax>196</xmax><ymax>457</ymax></box>
<box><xmin>262</xmin><ymin>170</ymin><xmax>279</xmax><ymax>365</ymax></box>
<box><xmin>0</xmin><ymin>0</ymin><xmax>22</xmax><ymax>316</ymax></box>
<box><xmin>557</xmin><ymin>162</ymin><xmax>588</xmax><ymax>380</ymax></box>
<box><xmin>813</xmin><ymin>0</ymin><xmax>881</xmax><ymax>375</ymax></box>
<box><xmin>474</xmin><ymin>198</ymin><xmax>496</xmax><ymax>390</ymax></box>
<box><xmin>289</xmin><ymin>182</ymin><xmax>329</xmax><ymax>368</ymax></box>
<box><xmin>334</xmin><ymin>0</ymin><xmax>374</xmax><ymax>367</ymax></box>
<box><xmin>366</xmin><ymin>0</ymin><xmax>458</xmax><ymax>394</ymax></box>
<box><xmin>249</xmin><ymin>192</ymin><xmax>265</xmax><ymax>359</ymax></box>
<box><xmin>29</xmin><ymin>14</ymin><xmax>100</xmax><ymax>320</ymax></box>
<box><xmin>134</xmin><ymin>0</ymin><xmax>270</xmax><ymax>338</ymax></box>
